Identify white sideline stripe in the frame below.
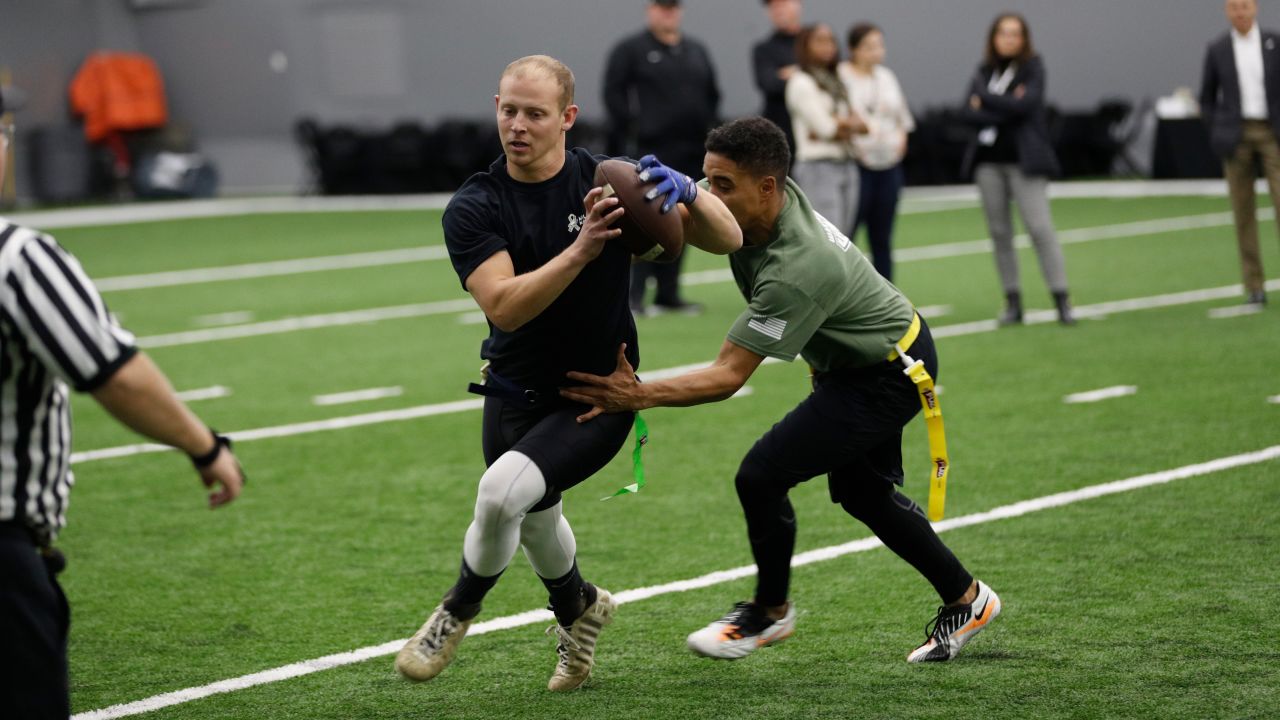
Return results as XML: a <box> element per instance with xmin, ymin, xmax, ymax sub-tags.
<box><xmin>914</xmin><ymin>304</ymin><xmax>952</xmax><ymax>318</ymax></box>
<box><xmin>11</xmin><ymin>178</ymin><xmax>1269</xmax><ymax>231</ymax></box>
<box><xmin>312</xmin><ymin>386</ymin><xmax>404</xmax><ymax>406</ymax></box>
<box><xmin>136</xmin><ymin>299</ymin><xmax>479</xmax><ymax>348</ymax></box>
<box><xmin>96</xmin><ymin>247</ymin><xmax>449</xmax><ymax>292</ymax></box>
<box><xmin>730</xmin><ymin>386</ymin><xmax>755</xmax><ymax>399</ymax></box>
<box><xmin>1268</xmin><ymin>395</ymin><xmax>1280</xmax><ymax>404</ymax></box>
<box><xmin>174</xmin><ymin>386</ymin><xmax>232</xmax><ymax>403</ymax></box>
<box><xmin>78</xmin><ymin>279</ymin><xmax>1279</xmax><ymax>465</ymax></box>
<box><xmin>72</xmin><ymin>443</ymin><xmax>1280</xmax><ymax>720</ymax></box>
<box><xmin>1208</xmin><ymin>304</ymin><xmax>1265</xmax><ymax>319</ymax></box>
<box><xmin>94</xmin><ymin>208</ymin><xmax>1269</xmax><ymax>295</ymax></box>
<box><xmin>456</xmin><ymin>311</ymin><xmax>488</xmax><ymax>326</ymax></box>
<box><xmin>192</xmin><ymin>311</ymin><xmax>256</xmax><ymax>327</ymax></box>
<box><xmin>1063</xmin><ymin>385</ymin><xmax>1138</xmax><ymax>404</ymax></box>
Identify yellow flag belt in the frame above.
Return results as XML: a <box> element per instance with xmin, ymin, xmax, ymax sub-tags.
<box><xmin>889</xmin><ymin>313</ymin><xmax>949</xmax><ymax>522</ymax></box>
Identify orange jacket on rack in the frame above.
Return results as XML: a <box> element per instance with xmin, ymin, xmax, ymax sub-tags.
<box><xmin>69</xmin><ymin>52</ymin><xmax>168</xmax><ymax>142</ymax></box>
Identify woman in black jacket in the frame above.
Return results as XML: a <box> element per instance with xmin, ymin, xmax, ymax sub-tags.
<box><xmin>961</xmin><ymin>13</ymin><xmax>1074</xmax><ymax>325</ymax></box>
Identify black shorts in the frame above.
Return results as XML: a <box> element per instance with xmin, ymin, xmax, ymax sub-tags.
<box><xmin>0</xmin><ymin>525</ymin><xmax>70</xmax><ymax>720</ymax></box>
<box><xmin>481</xmin><ymin>397</ymin><xmax>636</xmax><ymax>512</ymax></box>
<box><xmin>744</xmin><ymin>317</ymin><xmax>939</xmax><ymax>503</ymax></box>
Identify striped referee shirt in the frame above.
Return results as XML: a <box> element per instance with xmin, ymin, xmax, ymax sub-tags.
<box><xmin>0</xmin><ymin>220</ymin><xmax>136</xmax><ymax>543</ymax></box>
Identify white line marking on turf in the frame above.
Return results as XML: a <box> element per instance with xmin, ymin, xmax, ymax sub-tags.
<box><xmin>731</xmin><ymin>386</ymin><xmax>755</xmax><ymax>399</ymax></box>
<box><xmin>71</xmin><ymin>443</ymin><xmax>1280</xmax><ymax>720</ymax></box>
<box><xmin>174</xmin><ymin>386</ymin><xmax>232</xmax><ymax>403</ymax></box>
<box><xmin>456</xmin><ymin>311</ymin><xmax>488</xmax><ymax>325</ymax></box>
<box><xmin>914</xmin><ymin>304</ymin><xmax>953</xmax><ymax>318</ymax></box>
<box><xmin>1268</xmin><ymin>395</ymin><xmax>1280</xmax><ymax>404</ymax></box>
<box><xmin>1063</xmin><ymin>385</ymin><xmax>1138</xmax><ymax>404</ymax></box>
<box><xmin>1208</xmin><ymin>304</ymin><xmax>1265</xmax><ymax>319</ymax></box>
<box><xmin>88</xmin><ymin>208</ymin><xmax>1270</xmax><ymax>296</ymax></box>
<box><xmin>132</xmin><ymin>274</ymin><xmax>1280</xmax><ymax>349</ymax></box>
<box><xmin>81</xmin><ymin>279</ymin><xmax>1280</xmax><ymax>464</ymax></box>
<box><xmin>96</xmin><ymin>247</ymin><xmax>449</xmax><ymax>292</ymax></box>
<box><xmin>312</xmin><ymin>386</ymin><xmax>404</xmax><ymax>406</ymax></box>
<box><xmin>192</xmin><ymin>311</ymin><xmax>256</xmax><ymax>327</ymax></box>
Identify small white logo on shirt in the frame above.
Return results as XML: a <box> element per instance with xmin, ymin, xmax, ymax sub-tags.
<box><xmin>814</xmin><ymin>214</ymin><xmax>852</xmax><ymax>252</ymax></box>
<box><xmin>748</xmin><ymin>316</ymin><xmax>787</xmax><ymax>340</ymax></box>
<box><xmin>568</xmin><ymin>213</ymin><xmax>584</xmax><ymax>233</ymax></box>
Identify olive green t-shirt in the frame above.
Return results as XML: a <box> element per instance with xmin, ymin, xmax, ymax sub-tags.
<box><xmin>725</xmin><ymin>178</ymin><xmax>914</xmax><ymax>371</ymax></box>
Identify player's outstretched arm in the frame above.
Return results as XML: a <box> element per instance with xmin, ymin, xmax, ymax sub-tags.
<box><xmin>466</xmin><ymin>187</ymin><xmax>625</xmax><ymax>332</ymax></box>
<box><xmin>561</xmin><ymin>340</ymin><xmax>764</xmax><ymax>423</ymax></box>
<box><xmin>90</xmin><ymin>352</ymin><xmax>245</xmax><ymax>508</ymax></box>
<box><xmin>635</xmin><ymin>155</ymin><xmax>741</xmax><ymax>254</ymax></box>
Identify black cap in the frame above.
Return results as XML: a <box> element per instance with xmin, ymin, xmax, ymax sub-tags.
<box><xmin>653</xmin><ymin>0</ymin><xmax>680</xmax><ymax>6</ymax></box>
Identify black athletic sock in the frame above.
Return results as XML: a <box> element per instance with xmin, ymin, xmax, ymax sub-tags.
<box><xmin>442</xmin><ymin>559</ymin><xmax>501</xmax><ymax>621</ymax></box>
<box><xmin>744</xmin><ymin>497</ymin><xmax>798</xmax><ymax>609</ymax></box>
<box><xmin>541</xmin><ymin>561</ymin><xmax>596</xmax><ymax>626</ymax></box>
<box><xmin>839</xmin><ymin>483</ymin><xmax>973</xmax><ymax>602</ymax></box>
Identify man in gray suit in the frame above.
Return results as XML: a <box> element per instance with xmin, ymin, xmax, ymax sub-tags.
<box><xmin>1201</xmin><ymin>0</ymin><xmax>1280</xmax><ymax>305</ymax></box>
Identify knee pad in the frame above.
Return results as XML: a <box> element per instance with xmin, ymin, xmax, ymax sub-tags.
<box><xmin>474</xmin><ymin>451</ymin><xmax>547</xmax><ymax>528</ymax></box>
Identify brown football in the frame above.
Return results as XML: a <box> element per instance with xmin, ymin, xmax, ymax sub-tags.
<box><xmin>592</xmin><ymin>158</ymin><xmax>684</xmax><ymax>263</ymax></box>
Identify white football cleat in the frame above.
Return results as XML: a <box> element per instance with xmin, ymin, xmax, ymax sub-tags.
<box><xmin>546</xmin><ymin>587</ymin><xmax>617</xmax><ymax>691</ymax></box>
<box><xmin>907</xmin><ymin>580</ymin><xmax>1002</xmax><ymax>663</ymax></box>
<box><xmin>395</xmin><ymin>605</ymin><xmax>472</xmax><ymax>681</ymax></box>
<box><xmin>686</xmin><ymin>601</ymin><xmax>796</xmax><ymax>660</ymax></box>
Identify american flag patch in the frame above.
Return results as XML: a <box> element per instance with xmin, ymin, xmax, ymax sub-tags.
<box><xmin>747</xmin><ymin>316</ymin><xmax>787</xmax><ymax>340</ymax></box>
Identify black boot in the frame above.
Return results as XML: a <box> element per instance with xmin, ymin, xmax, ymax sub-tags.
<box><xmin>997</xmin><ymin>292</ymin><xmax>1023</xmax><ymax>326</ymax></box>
<box><xmin>1053</xmin><ymin>291</ymin><xmax>1076</xmax><ymax>326</ymax></box>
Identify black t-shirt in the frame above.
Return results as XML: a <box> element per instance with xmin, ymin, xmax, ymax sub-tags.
<box><xmin>443</xmin><ymin>147</ymin><xmax>640</xmax><ymax>389</ymax></box>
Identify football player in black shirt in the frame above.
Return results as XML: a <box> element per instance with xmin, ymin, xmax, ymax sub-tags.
<box><xmin>395</xmin><ymin>55</ymin><xmax>740</xmax><ymax>691</ymax></box>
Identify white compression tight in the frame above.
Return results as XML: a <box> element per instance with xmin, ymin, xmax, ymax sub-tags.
<box><xmin>461</xmin><ymin>450</ymin><xmax>578</xmax><ymax>579</ymax></box>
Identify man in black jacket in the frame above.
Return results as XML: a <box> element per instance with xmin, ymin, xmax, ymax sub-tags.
<box><xmin>751</xmin><ymin>0</ymin><xmax>802</xmax><ymax>153</ymax></box>
<box><xmin>1200</xmin><ymin>0</ymin><xmax>1280</xmax><ymax>306</ymax></box>
<box><xmin>604</xmin><ymin>0</ymin><xmax>720</xmax><ymax>316</ymax></box>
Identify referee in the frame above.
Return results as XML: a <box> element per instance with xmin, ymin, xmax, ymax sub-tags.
<box><xmin>0</xmin><ymin>89</ymin><xmax>246</xmax><ymax>719</ymax></box>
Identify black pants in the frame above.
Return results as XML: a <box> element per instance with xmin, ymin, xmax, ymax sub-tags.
<box><xmin>481</xmin><ymin>396</ymin><xmax>635</xmax><ymax>512</ymax></box>
<box><xmin>733</xmin><ymin>320</ymin><xmax>973</xmax><ymax>607</ymax></box>
<box><xmin>852</xmin><ymin>163</ymin><xmax>905</xmax><ymax>282</ymax></box>
<box><xmin>0</xmin><ymin>525</ymin><xmax>70</xmax><ymax>720</ymax></box>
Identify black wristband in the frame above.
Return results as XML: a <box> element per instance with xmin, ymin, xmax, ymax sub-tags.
<box><xmin>189</xmin><ymin>430</ymin><xmax>231</xmax><ymax>468</ymax></box>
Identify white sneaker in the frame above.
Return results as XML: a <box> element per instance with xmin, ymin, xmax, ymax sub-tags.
<box><xmin>686</xmin><ymin>601</ymin><xmax>796</xmax><ymax>660</ymax></box>
<box><xmin>907</xmin><ymin>580</ymin><xmax>1002</xmax><ymax>663</ymax></box>
<box><xmin>395</xmin><ymin>605</ymin><xmax>472</xmax><ymax>681</ymax></box>
<box><xmin>546</xmin><ymin>587</ymin><xmax>617</xmax><ymax>691</ymax></box>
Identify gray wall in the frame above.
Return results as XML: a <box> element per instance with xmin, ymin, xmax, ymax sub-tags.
<box><xmin>1</xmin><ymin>0</ymin><xmax>1270</xmax><ymax>196</ymax></box>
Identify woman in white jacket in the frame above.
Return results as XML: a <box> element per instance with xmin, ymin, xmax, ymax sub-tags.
<box><xmin>840</xmin><ymin>22</ymin><xmax>914</xmax><ymax>281</ymax></box>
<box><xmin>786</xmin><ymin>23</ymin><xmax>865</xmax><ymax>235</ymax></box>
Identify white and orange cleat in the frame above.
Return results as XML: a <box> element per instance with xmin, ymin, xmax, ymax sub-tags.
<box><xmin>686</xmin><ymin>601</ymin><xmax>796</xmax><ymax>660</ymax></box>
<box><xmin>907</xmin><ymin>580</ymin><xmax>1002</xmax><ymax>663</ymax></box>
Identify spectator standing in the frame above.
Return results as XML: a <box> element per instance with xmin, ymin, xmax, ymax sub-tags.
<box><xmin>840</xmin><ymin>23</ymin><xmax>914</xmax><ymax>282</ymax></box>
<box><xmin>1200</xmin><ymin>0</ymin><xmax>1280</xmax><ymax>306</ymax></box>
<box><xmin>786</xmin><ymin>23</ymin><xmax>865</xmax><ymax>238</ymax></box>
<box><xmin>604</xmin><ymin>0</ymin><xmax>721</xmax><ymax>315</ymax></box>
<box><xmin>752</xmin><ymin>0</ymin><xmax>804</xmax><ymax>153</ymax></box>
<box><xmin>960</xmin><ymin>13</ymin><xmax>1074</xmax><ymax>326</ymax></box>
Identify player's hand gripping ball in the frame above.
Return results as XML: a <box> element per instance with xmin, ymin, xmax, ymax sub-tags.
<box><xmin>592</xmin><ymin>158</ymin><xmax>684</xmax><ymax>263</ymax></box>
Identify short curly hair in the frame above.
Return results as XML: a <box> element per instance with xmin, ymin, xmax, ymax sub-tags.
<box><xmin>704</xmin><ymin>117</ymin><xmax>791</xmax><ymax>183</ymax></box>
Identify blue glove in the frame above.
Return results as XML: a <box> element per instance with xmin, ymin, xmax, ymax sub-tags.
<box><xmin>636</xmin><ymin>154</ymin><xmax>697</xmax><ymax>214</ymax></box>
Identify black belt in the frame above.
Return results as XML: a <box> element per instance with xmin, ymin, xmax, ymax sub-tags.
<box><xmin>0</xmin><ymin>521</ymin><xmax>66</xmax><ymax>574</ymax></box>
<box><xmin>467</xmin><ymin>370</ymin><xmax>553</xmax><ymax>406</ymax></box>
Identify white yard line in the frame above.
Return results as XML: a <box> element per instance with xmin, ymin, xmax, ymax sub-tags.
<box><xmin>1063</xmin><ymin>386</ymin><xmax>1138</xmax><ymax>404</ymax></box>
<box><xmin>90</xmin><ymin>208</ymin><xmax>1271</xmax><ymax>294</ymax></box>
<box><xmin>1268</xmin><ymin>395</ymin><xmax>1280</xmax><ymax>405</ymax></box>
<box><xmin>914</xmin><ymin>304</ymin><xmax>953</xmax><ymax>318</ymax></box>
<box><xmin>456</xmin><ymin>311</ymin><xmax>489</xmax><ymax>326</ymax></box>
<box><xmin>173</xmin><ymin>386</ymin><xmax>232</xmax><ymax>403</ymax></box>
<box><xmin>1207</xmin><ymin>304</ymin><xmax>1265</xmax><ymax>319</ymax></box>
<box><xmin>192</xmin><ymin>311</ymin><xmax>257</xmax><ymax>327</ymax></box>
<box><xmin>312</xmin><ymin>386</ymin><xmax>404</xmax><ymax>406</ymax></box>
<box><xmin>97</xmin><ymin>247</ymin><xmax>449</xmax><ymax>292</ymax></box>
<box><xmin>83</xmin><ymin>278</ymin><xmax>1279</xmax><ymax>465</ymax></box>
<box><xmin>72</xmin><ymin>443</ymin><xmax>1280</xmax><ymax>720</ymax></box>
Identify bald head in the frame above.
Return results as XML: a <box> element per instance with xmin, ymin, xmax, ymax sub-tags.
<box><xmin>1227</xmin><ymin>0</ymin><xmax>1258</xmax><ymax>35</ymax></box>
<box><xmin>500</xmin><ymin>55</ymin><xmax>575</xmax><ymax>111</ymax></box>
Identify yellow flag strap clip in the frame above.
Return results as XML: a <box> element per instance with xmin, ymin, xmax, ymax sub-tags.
<box><xmin>893</xmin><ymin>324</ymin><xmax>949</xmax><ymax>522</ymax></box>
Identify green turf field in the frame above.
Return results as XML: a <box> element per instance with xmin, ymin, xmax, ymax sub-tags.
<box><xmin>42</xmin><ymin>191</ymin><xmax>1279</xmax><ymax>719</ymax></box>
